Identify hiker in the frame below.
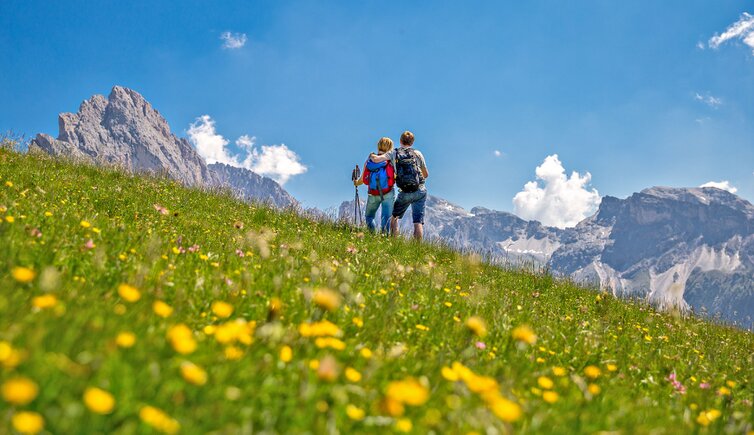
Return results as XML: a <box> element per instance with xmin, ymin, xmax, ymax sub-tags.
<box><xmin>369</xmin><ymin>131</ymin><xmax>428</xmax><ymax>240</ymax></box>
<box><xmin>353</xmin><ymin>137</ymin><xmax>396</xmax><ymax>233</ymax></box>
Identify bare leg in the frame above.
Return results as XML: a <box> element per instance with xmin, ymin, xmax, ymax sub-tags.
<box><xmin>390</xmin><ymin>216</ymin><xmax>399</xmax><ymax>237</ymax></box>
<box><xmin>413</xmin><ymin>223</ymin><xmax>423</xmax><ymax>240</ymax></box>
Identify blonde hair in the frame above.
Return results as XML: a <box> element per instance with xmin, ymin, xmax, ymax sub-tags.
<box><xmin>377</xmin><ymin>137</ymin><xmax>394</xmax><ymax>153</ymax></box>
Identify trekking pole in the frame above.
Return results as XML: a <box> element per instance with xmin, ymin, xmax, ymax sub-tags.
<box><xmin>351</xmin><ymin>165</ymin><xmax>363</xmax><ymax>226</ymax></box>
<box><xmin>354</xmin><ymin>186</ymin><xmax>363</xmax><ymax>226</ymax></box>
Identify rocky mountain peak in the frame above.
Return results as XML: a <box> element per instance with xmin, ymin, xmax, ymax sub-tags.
<box><xmin>30</xmin><ymin>85</ymin><xmax>298</xmax><ymax>208</ymax></box>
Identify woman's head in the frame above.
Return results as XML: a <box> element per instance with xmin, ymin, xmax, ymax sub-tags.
<box><xmin>377</xmin><ymin>137</ymin><xmax>394</xmax><ymax>153</ymax></box>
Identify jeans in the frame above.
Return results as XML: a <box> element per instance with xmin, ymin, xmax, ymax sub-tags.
<box><xmin>365</xmin><ymin>189</ymin><xmax>395</xmax><ymax>233</ymax></box>
<box><xmin>392</xmin><ymin>186</ymin><xmax>427</xmax><ymax>224</ymax></box>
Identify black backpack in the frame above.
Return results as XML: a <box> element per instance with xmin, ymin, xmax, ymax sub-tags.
<box><xmin>394</xmin><ymin>148</ymin><xmax>422</xmax><ymax>192</ymax></box>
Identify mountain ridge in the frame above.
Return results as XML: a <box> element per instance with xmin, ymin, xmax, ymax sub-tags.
<box><xmin>339</xmin><ymin>186</ymin><xmax>754</xmax><ymax>328</ymax></box>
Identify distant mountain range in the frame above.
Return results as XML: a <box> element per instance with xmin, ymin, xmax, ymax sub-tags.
<box><xmin>340</xmin><ymin>188</ymin><xmax>754</xmax><ymax>329</ymax></box>
<box><xmin>30</xmin><ymin>86</ymin><xmax>297</xmax><ymax>209</ymax></box>
<box><xmin>28</xmin><ymin>86</ymin><xmax>753</xmax><ymax>328</ymax></box>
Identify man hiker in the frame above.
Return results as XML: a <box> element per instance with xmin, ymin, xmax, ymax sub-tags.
<box><xmin>369</xmin><ymin>131</ymin><xmax>429</xmax><ymax>240</ymax></box>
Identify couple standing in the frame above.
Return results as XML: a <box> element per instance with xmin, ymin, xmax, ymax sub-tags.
<box><xmin>354</xmin><ymin>131</ymin><xmax>429</xmax><ymax>240</ymax></box>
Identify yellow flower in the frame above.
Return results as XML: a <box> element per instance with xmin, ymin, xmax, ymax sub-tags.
<box><xmin>140</xmin><ymin>406</ymin><xmax>181</xmax><ymax>434</ymax></box>
<box><xmin>211</xmin><ymin>301</ymin><xmax>234</xmax><ymax>318</ymax></box>
<box><xmin>441</xmin><ymin>366</ymin><xmax>459</xmax><ymax>382</ymax></box>
<box><xmin>0</xmin><ymin>341</ymin><xmax>22</xmax><ymax>369</ymax></box>
<box><xmin>11</xmin><ymin>411</ymin><xmax>44</xmax><ymax>434</ymax></box>
<box><xmin>346</xmin><ymin>404</ymin><xmax>365</xmax><ymax>421</ymax></box>
<box><xmin>5</xmin><ymin>215</ymin><xmax>15</xmax><ymax>223</ymax></box>
<box><xmin>117</xmin><ymin>284</ymin><xmax>141</xmax><ymax>302</ymax></box>
<box><xmin>552</xmin><ymin>366</ymin><xmax>567</xmax><ymax>377</ymax></box>
<box><xmin>465</xmin><ymin>316</ymin><xmax>488</xmax><ymax>337</ymax></box>
<box><xmin>167</xmin><ymin>324</ymin><xmax>197</xmax><ymax>354</ymax></box>
<box><xmin>360</xmin><ymin>347</ymin><xmax>373</xmax><ymax>359</ymax></box>
<box><xmin>606</xmin><ymin>363</ymin><xmax>618</xmax><ymax>372</ymax></box>
<box><xmin>725</xmin><ymin>380</ymin><xmax>736</xmax><ymax>388</ymax></box>
<box><xmin>352</xmin><ymin>317</ymin><xmax>364</xmax><ymax>327</ymax></box>
<box><xmin>696</xmin><ymin>409</ymin><xmax>721</xmax><ymax>426</ymax></box>
<box><xmin>584</xmin><ymin>365</ymin><xmax>601</xmax><ymax>380</ymax></box>
<box><xmin>488</xmin><ymin>396</ymin><xmax>522</xmax><ymax>422</ymax></box>
<box><xmin>512</xmin><ymin>325</ymin><xmax>537</xmax><ymax>345</ymax></box>
<box><xmin>717</xmin><ymin>386</ymin><xmax>731</xmax><ymax>396</ymax></box>
<box><xmin>312</xmin><ymin>288</ymin><xmax>341</xmax><ymax>312</ymax></box>
<box><xmin>395</xmin><ymin>418</ymin><xmax>413</xmax><ymax>433</ymax></box>
<box><xmin>386</xmin><ymin>378</ymin><xmax>429</xmax><ymax>406</ymax></box>
<box><xmin>315</xmin><ymin>337</ymin><xmax>346</xmax><ymax>350</ymax></box>
<box><xmin>345</xmin><ymin>367</ymin><xmax>362</xmax><ymax>382</ymax></box>
<box><xmin>542</xmin><ymin>390</ymin><xmax>559</xmax><ymax>403</ymax></box>
<box><xmin>180</xmin><ymin>361</ymin><xmax>208</xmax><ymax>386</ymax></box>
<box><xmin>32</xmin><ymin>294</ymin><xmax>57</xmax><ymax>309</ymax></box>
<box><xmin>537</xmin><ymin>376</ymin><xmax>554</xmax><ymax>390</ymax></box>
<box><xmin>2</xmin><ymin>377</ymin><xmax>38</xmax><ymax>405</ymax></box>
<box><xmin>279</xmin><ymin>345</ymin><xmax>293</xmax><ymax>362</ymax></box>
<box><xmin>298</xmin><ymin>320</ymin><xmax>341</xmax><ymax>337</ymax></box>
<box><xmin>116</xmin><ymin>332</ymin><xmax>136</xmax><ymax>348</ymax></box>
<box><xmin>44</xmin><ymin>211</ymin><xmax>53</xmax><ymax>217</ymax></box>
<box><xmin>153</xmin><ymin>300</ymin><xmax>173</xmax><ymax>318</ymax></box>
<box><xmin>224</xmin><ymin>346</ymin><xmax>243</xmax><ymax>360</ymax></box>
<box><xmin>11</xmin><ymin>267</ymin><xmax>35</xmax><ymax>283</ymax></box>
<box><xmin>214</xmin><ymin>319</ymin><xmax>256</xmax><ymax>345</ymax></box>
<box><xmin>83</xmin><ymin>387</ymin><xmax>115</xmax><ymax>414</ymax></box>
<box><xmin>415</xmin><ymin>324</ymin><xmax>430</xmax><ymax>331</ymax></box>
<box><xmin>80</xmin><ymin>220</ymin><xmax>91</xmax><ymax>228</ymax></box>
<box><xmin>588</xmin><ymin>383</ymin><xmax>601</xmax><ymax>395</ymax></box>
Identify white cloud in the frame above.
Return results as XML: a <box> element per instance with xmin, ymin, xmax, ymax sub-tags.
<box><xmin>696</xmin><ymin>41</ymin><xmax>706</xmax><ymax>50</ymax></box>
<box><xmin>493</xmin><ymin>150</ymin><xmax>503</xmax><ymax>157</ymax></box>
<box><xmin>694</xmin><ymin>92</ymin><xmax>722</xmax><ymax>108</ymax></box>
<box><xmin>187</xmin><ymin>115</ymin><xmax>236</xmax><ymax>165</ymax></box>
<box><xmin>187</xmin><ymin>115</ymin><xmax>307</xmax><ymax>185</ymax></box>
<box><xmin>708</xmin><ymin>12</ymin><xmax>754</xmax><ymax>54</ymax></box>
<box><xmin>247</xmin><ymin>144</ymin><xmax>308</xmax><ymax>185</ymax></box>
<box><xmin>512</xmin><ymin>154</ymin><xmax>601</xmax><ymax>229</ymax></box>
<box><xmin>220</xmin><ymin>31</ymin><xmax>248</xmax><ymax>49</ymax></box>
<box><xmin>700</xmin><ymin>180</ymin><xmax>738</xmax><ymax>194</ymax></box>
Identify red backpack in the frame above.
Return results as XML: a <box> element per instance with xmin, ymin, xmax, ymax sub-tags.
<box><xmin>362</xmin><ymin>158</ymin><xmax>395</xmax><ymax>197</ymax></box>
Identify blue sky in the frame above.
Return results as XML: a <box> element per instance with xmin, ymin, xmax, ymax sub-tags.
<box><xmin>1</xmin><ymin>1</ymin><xmax>753</xmax><ymax>223</ymax></box>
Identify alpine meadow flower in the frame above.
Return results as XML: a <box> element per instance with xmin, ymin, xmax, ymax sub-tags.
<box><xmin>512</xmin><ymin>325</ymin><xmax>537</xmax><ymax>345</ymax></box>
<box><xmin>167</xmin><ymin>324</ymin><xmax>197</xmax><ymax>354</ymax></box>
<box><xmin>584</xmin><ymin>365</ymin><xmax>601</xmax><ymax>380</ymax></box>
<box><xmin>116</xmin><ymin>332</ymin><xmax>136</xmax><ymax>348</ymax></box>
<box><xmin>465</xmin><ymin>316</ymin><xmax>488</xmax><ymax>337</ymax></box>
<box><xmin>31</xmin><ymin>294</ymin><xmax>57</xmax><ymax>309</ymax></box>
<box><xmin>279</xmin><ymin>345</ymin><xmax>293</xmax><ymax>362</ymax></box>
<box><xmin>153</xmin><ymin>300</ymin><xmax>173</xmax><ymax>318</ymax></box>
<box><xmin>11</xmin><ymin>411</ymin><xmax>44</xmax><ymax>434</ymax></box>
<box><xmin>180</xmin><ymin>361</ymin><xmax>208</xmax><ymax>386</ymax></box>
<box><xmin>2</xmin><ymin>377</ymin><xmax>38</xmax><ymax>405</ymax></box>
<box><xmin>140</xmin><ymin>405</ymin><xmax>181</xmax><ymax>434</ymax></box>
<box><xmin>312</xmin><ymin>288</ymin><xmax>341</xmax><ymax>312</ymax></box>
<box><xmin>346</xmin><ymin>404</ymin><xmax>365</xmax><ymax>421</ymax></box>
<box><xmin>11</xmin><ymin>267</ymin><xmax>35</xmax><ymax>283</ymax></box>
<box><xmin>211</xmin><ymin>301</ymin><xmax>234</xmax><ymax>318</ymax></box>
<box><xmin>386</xmin><ymin>378</ymin><xmax>429</xmax><ymax>406</ymax></box>
<box><xmin>83</xmin><ymin>387</ymin><xmax>116</xmax><ymax>414</ymax></box>
<box><xmin>117</xmin><ymin>284</ymin><xmax>141</xmax><ymax>302</ymax></box>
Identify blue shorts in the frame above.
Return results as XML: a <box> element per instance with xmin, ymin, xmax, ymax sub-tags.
<box><xmin>392</xmin><ymin>187</ymin><xmax>427</xmax><ymax>224</ymax></box>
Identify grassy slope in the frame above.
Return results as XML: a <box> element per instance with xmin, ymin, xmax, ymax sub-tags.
<box><xmin>0</xmin><ymin>148</ymin><xmax>752</xmax><ymax>434</ymax></box>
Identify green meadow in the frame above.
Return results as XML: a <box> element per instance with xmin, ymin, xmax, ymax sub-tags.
<box><xmin>1</xmin><ymin>146</ymin><xmax>752</xmax><ymax>434</ymax></box>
